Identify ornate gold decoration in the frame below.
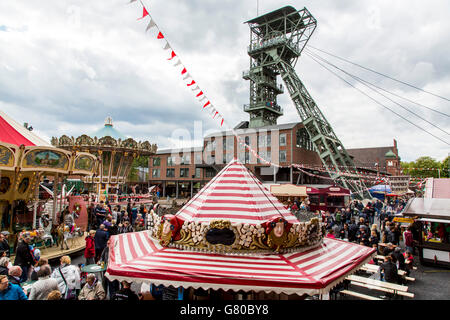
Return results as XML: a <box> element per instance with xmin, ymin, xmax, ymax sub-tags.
<box><xmin>209</xmin><ymin>220</ymin><xmax>231</xmax><ymax>230</ymax></box>
<box><xmin>267</xmin><ymin>229</ymin><xmax>288</xmax><ymax>252</ymax></box>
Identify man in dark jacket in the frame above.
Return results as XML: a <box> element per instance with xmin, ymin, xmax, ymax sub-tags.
<box><xmin>95</xmin><ymin>202</ymin><xmax>107</xmax><ymax>229</ymax></box>
<box><xmin>348</xmin><ymin>219</ymin><xmax>359</xmax><ymax>242</ymax></box>
<box><xmin>380</xmin><ymin>255</ymin><xmax>399</xmax><ymax>284</ymax></box>
<box><xmin>391</xmin><ymin>247</ymin><xmax>406</xmax><ymax>271</ymax></box>
<box><xmin>13</xmin><ymin>236</ymin><xmax>34</xmax><ymax>282</ymax></box>
<box><xmin>0</xmin><ymin>233</ymin><xmax>9</xmax><ymax>257</ymax></box>
<box><xmin>112</xmin><ymin>280</ymin><xmax>139</xmax><ymax>301</ymax></box>
<box><xmin>94</xmin><ymin>224</ymin><xmax>109</xmax><ymax>263</ymax></box>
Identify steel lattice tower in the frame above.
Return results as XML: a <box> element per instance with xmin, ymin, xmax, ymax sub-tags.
<box><xmin>244</xmin><ymin>6</ymin><xmax>371</xmax><ymax>199</ymax></box>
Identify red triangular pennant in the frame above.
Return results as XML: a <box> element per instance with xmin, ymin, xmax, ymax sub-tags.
<box><xmin>167</xmin><ymin>51</ymin><xmax>176</xmax><ymax>60</ymax></box>
<box><xmin>203</xmin><ymin>101</ymin><xmax>210</xmax><ymax>108</ymax></box>
<box><xmin>213</xmin><ymin>111</ymin><xmax>219</xmax><ymax>118</ymax></box>
<box><xmin>181</xmin><ymin>68</ymin><xmax>187</xmax><ymax>75</ymax></box>
<box><xmin>137</xmin><ymin>7</ymin><xmax>149</xmax><ymax>20</ymax></box>
<box><xmin>187</xmin><ymin>80</ymin><xmax>196</xmax><ymax>86</ymax></box>
<box><xmin>196</xmin><ymin>91</ymin><xmax>203</xmax><ymax>97</ymax></box>
<box><xmin>157</xmin><ymin>32</ymin><xmax>164</xmax><ymax>39</ymax></box>
<box><xmin>221</xmin><ymin>118</ymin><xmax>224</xmax><ymax>126</ymax></box>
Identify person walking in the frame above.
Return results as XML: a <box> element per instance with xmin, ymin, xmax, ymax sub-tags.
<box><xmin>51</xmin><ymin>255</ymin><xmax>81</xmax><ymax>300</ymax></box>
<box><xmin>28</xmin><ymin>264</ymin><xmax>59</xmax><ymax>300</ymax></box>
<box><xmin>13</xmin><ymin>235</ymin><xmax>34</xmax><ymax>283</ymax></box>
<box><xmin>78</xmin><ymin>273</ymin><xmax>106</xmax><ymax>300</ymax></box>
<box><xmin>84</xmin><ymin>230</ymin><xmax>96</xmax><ymax>265</ymax></box>
<box><xmin>94</xmin><ymin>224</ymin><xmax>109</xmax><ymax>263</ymax></box>
<box><xmin>0</xmin><ymin>274</ymin><xmax>27</xmax><ymax>300</ymax></box>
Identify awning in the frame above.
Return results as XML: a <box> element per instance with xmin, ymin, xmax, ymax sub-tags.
<box><xmin>106</xmin><ymin>231</ymin><xmax>375</xmax><ymax>296</ymax></box>
<box><xmin>327</xmin><ymin>193</ymin><xmax>349</xmax><ymax>197</ymax></box>
<box><xmin>417</xmin><ymin>218</ymin><xmax>449</xmax><ymax>224</ymax></box>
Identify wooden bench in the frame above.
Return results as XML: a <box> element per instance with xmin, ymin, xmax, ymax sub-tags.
<box><xmin>340</xmin><ymin>290</ymin><xmax>383</xmax><ymax>300</ymax></box>
<box><xmin>349</xmin><ymin>281</ymin><xmax>414</xmax><ymax>299</ymax></box>
<box><xmin>346</xmin><ymin>275</ymin><xmax>409</xmax><ymax>293</ymax></box>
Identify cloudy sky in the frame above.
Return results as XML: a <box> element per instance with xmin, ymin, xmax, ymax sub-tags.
<box><xmin>0</xmin><ymin>0</ymin><xmax>449</xmax><ymax>162</ymax></box>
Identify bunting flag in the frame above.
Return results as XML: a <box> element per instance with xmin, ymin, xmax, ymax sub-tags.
<box><xmin>163</xmin><ymin>42</ymin><xmax>171</xmax><ymax>50</ymax></box>
<box><xmin>137</xmin><ymin>7</ymin><xmax>149</xmax><ymax>20</ymax></box>
<box><xmin>181</xmin><ymin>68</ymin><xmax>187</xmax><ymax>75</ymax></box>
<box><xmin>221</xmin><ymin>118</ymin><xmax>224</xmax><ymax>126</ymax></box>
<box><xmin>191</xmin><ymin>85</ymin><xmax>200</xmax><ymax>91</ymax></box>
<box><xmin>173</xmin><ymin>60</ymin><xmax>182</xmax><ymax>67</ymax></box>
<box><xmin>182</xmin><ymin>73</ymin><xmax>191</xmax><ymax>80</ymax></box>
<box><xmin>146</xmin><ymin>19</ymin><xmax>156</xmax><ymax>32</ymax></box>
<box><xmin>129</xmin><ymin>0</ymin><xmax>138</xmax><ymax>3</ymax></box>
<box><xmin>187</xmin><ymin>80</ymin><xmax>196</xmax><ymax>86</ymax></box>
<box><xmin>203</xmin><ymin>101</ymin><xmax>210</xmax><ymax>108</ymax></box>
<box><xmin>213</xmin><ymin>111</ymin><xmax>219</xmax><ymax>118</ymax></box>
<box><xmin>199</xmin><ymin>96</ymin><xmax>207</xmax><ymax>102</ymax></box>
<box><xmin>157</xmin><ymin>31</ymin><xmax>164</xmax><ymax>39</ymax></box>
<box><xmin>196</xmin><ymin>91</ymin><xmax>203</xmax><ymax>97</ymax></box>
<box><xmin>168</xmin><ymin>51</ymin><xmax>176</xmax><ymax>60</ymax></box>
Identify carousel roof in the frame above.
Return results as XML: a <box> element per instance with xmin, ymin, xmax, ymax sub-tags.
<box><xmin>0</xmin><ymin>110</ymin><xmax>52</xmax><ymax>147</ymax></box>
<box><xmin>175</xmin><ymin>159</ymin><xmax>299</xmax><ymax>225</ymax></box>
<box><xmin>106</xmin><ymin>231</ymin><xmax>375</xmax><ymax>295</ymax></box>
<box><xmin>92</xmin><ymin>116</ymin><xmax>127</xmax><ymax>140</ymax></box>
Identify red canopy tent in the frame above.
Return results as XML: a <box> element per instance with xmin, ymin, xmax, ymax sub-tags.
<box><xmin>105</xmin><ymin>160</ymin><xmax>375</xmax><ymax>296</ymax></box>
<box><xmin>107</xmin><ymin>232</ymin><xmax>374</xmax><ymax>296</ymax></box>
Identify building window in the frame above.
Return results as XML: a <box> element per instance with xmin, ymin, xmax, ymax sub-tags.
<box><xmin>279</xmin><ymin>150</ymin><xmax>287</xmax><ymax>163</ymax></box>
<box><xmin>205</xmin><ymin>168</ymin><xmax>216</xmax><ymax>178</ymax></box>
<box><xmin>258</xmin><ymin>135</ymin><xmax>266</xmax><ymax>147</ymax></box>
<box><xmin>195</xmin><ymin>153</ymin><xmax>202</xmax><ymax>164</ymax></box>
<box><xmin>167</xmin><ymin>156</ymin><xmax>175</xmax><ymax>166</ymax></box>
<box><xmin>152</xmin><ymin>169</ymin><xmax>160</xmax><ymax>178</ymax></box>
<box><xmin>226</xmin><ymin>137</ymin><xmax>234</xmax><ymax>150</ymax></box>
<box><xmin>387</xmin><ymin>161</ymin><xmax>393</xmax><ymax>167</ymax></box>
<box><xmin>195</xmin><ymin>168</ymin><xmax>201</xmax><ymax>178</ymax></box>
<box><xmin>152</xmin><ymin>157</ymin><xmax>161</xmax><ymax>166</ymax></box>
<box><xmin>296</xmin><ymin>128</ymin><xmax>312</xmax><ymax>150</ymax></box>
<box><xmin>166</xmin><ymin>168</ymin><xmax>175</xmax><ymax>177</ymax></box>
<box><xmin>180</xmin><ymin>154</ymin><xmax>191</xmax><ymax>165</ymax></box>
<box><xmin>279</xmin><ymin>133</ymin><xmax>287</xmax><ymax>147</ymax></box>
<box><xmin>180</xmin><ymin>168</ymin><xmax>189</xmax><ymax>177</ymax></box>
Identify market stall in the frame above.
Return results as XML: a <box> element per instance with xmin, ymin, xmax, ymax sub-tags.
<box><xmin>106</xmin><ymin>160</ymin><xmax>375</xmax><ymax>298</ymax></box>
<box><xmin>402</xmin><ymin>198</ymin><xmax>450</xmax><ymax>268</ymax></box>
<box><xmin>270</xmin><ymin>184</ymin><xmax>308</xmax><ymax>203</ymax></box>
<box><xmin>304</xmin><ymin>185</ymin><xmax>351</xmax><ymax>213</ymax></box>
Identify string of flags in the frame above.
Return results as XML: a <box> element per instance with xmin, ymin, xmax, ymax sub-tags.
<box><xmin>128</xmin><ymin>1</ymin><xmax>430</xmax><ymax>189</ymax></box>
<box><xmin>132</xmin><ymin>0</ymin><xmax>225</xmax><ymax>127</ymax></box>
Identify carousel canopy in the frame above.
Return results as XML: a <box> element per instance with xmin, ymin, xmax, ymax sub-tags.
<box><xmin>0</xmin><ymin>110</ymin><xmax>52</xmax><ymax>147</ymax></box>
<box><xmin>176</xmin><ymin>159</ymin><xmax>299</xmax><ymax>225</ymax></box>
<box><xmin>106</xmin><ymin>231</ymin><xmax>375</xmax><ymax>296</ymax></box>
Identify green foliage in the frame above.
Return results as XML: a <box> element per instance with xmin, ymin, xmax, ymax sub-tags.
<box><xmin>442</xmin><ymin>156</ymin><xmax>450</xmax><ymax>178</ymax></box>
<box><xmin>127</xmin><ymin>156</ymin><xmax>149</xmax><ymax>182</ymax></box>
<box><xmin>401</xmin><ymin>156</ymin><xmax>446</xmax><ymax>178</ymax></box>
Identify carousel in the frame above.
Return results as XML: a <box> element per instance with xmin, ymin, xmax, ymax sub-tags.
<box><xmin>51</xmin><ymin>116</ymin><xmax>157</xmax><ymax>203</ymax></box>
<box><xmin>0</xmin><ymin>110</ymin><xmax>97</xmax><ymax>257</ymax></box>
<box><xmin>105</xmin><ymin>159</ymin><xmax>375</xmax><ymax>299</ymax></box>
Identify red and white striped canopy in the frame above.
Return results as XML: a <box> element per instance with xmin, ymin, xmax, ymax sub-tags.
<box><xmin>0</xmin><ymin>110</ymin><xmax>52</xmax><ymax>147</ymax></box>
<box><xmin>106</xmin><ymin>231</ymin><xmax>375</xmax><ymax>295</ymax></box>
<box><xmin>176</xmin><ymin>159</ymin><xmax>298</xmax><ymax>225</ymax></box>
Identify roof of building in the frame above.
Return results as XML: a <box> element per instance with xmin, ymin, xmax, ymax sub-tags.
<box><xmin>385</xmin><ymin>150</ymin><xmax>396</xmax><ymax>158</ymax></box>
<box><xmin>346</xmin><ymin>146</ymin><xmax>396</xmax><ymax>171</ymax></box>
<box><xmin>424</xmin><ymin>178</ymin><xmax>450</xmax><ymax>199</ymax></box>
<box><xmin>205</xmin><ymin>122</ymin><xmax>300</xmax><ymax>138</ymax></box>
<box><xmin>156</xmin><ymin>146</ymin><xmax>203</xmax><ymax>155</ymax></box>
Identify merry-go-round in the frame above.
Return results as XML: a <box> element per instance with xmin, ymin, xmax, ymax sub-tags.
<box><xmin>0</xmin><ymin>110</ymin><xmax>98</xmax><ymax>260</ymax></box>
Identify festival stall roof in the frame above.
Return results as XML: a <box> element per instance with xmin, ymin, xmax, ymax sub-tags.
<box><xmin>402</xmin><ymin>198</ymin><xmax>450</xmax><ymax>221</ymax></box>
<box><xmin>106</xmin><ymin>231</ymin><xmax>375</xmax><ymax>296</ymax></box>
<box><xmin>424</xmin><ymin>178</ymin><xmax>450</xmax><ymax>199</ymax></box>
<box><xmin>175</xmin><ymin>159</ymin><xmax>299</xmax><ymax>225</ymax></box>
<box><xmin>0</xmin><ymin>110</ymin><xmax>52</xmax><ymax>147</ymax></box>
<box><xmin>270</xmin><ymin>184</ymin><xmax>307</xmax><ymax>197</ymax></box>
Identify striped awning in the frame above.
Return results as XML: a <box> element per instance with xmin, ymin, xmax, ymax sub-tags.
<box><xmin>106</xmin><ymin>231</ymin><xmax>375</xmax><ymax>296</ymax></box>
<box><xmin>0</xmin><ymin>110</ymin><xmax>52</xmax><ymax>147</ymax></box>
<box><xmin>176</xmin><ymin>159</ymin><xmax>298</xmax><ymax>225</ymax></box>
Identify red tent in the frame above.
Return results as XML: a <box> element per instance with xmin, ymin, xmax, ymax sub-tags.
<box><xmin>0</xmin><ymin>110</ymin><xmax>52</xmax><ymax>147</ymax></box>
<box><xmin>107</xmin><ymin>232</ymin><xmax>374</xmax><ymax>296</ymax></box>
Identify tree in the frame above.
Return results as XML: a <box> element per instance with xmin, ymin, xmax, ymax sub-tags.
<box><xmin>127</xmin><ymin>156</ymin><xmax>149</xmax><ymax>182</ymax></box>
<box><xmin>401</xmin><ymin>156</ymin><xmax>441</xmax><ymax>178</ymax></box>
<box><xmin>441</xmin><ymin>156</ymin><xmax>449</xmax><ymax>178</ymax></box>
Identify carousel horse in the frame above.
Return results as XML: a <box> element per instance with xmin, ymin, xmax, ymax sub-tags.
<box><xmin>38</xmin><ymin>212</ymin><xmax>54</xmax><ymax>247</ymax></box>
<box><xmin>56</xmin><ymin>211</ymin><xmax>82</xmax><ymax>250</ymax></box>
